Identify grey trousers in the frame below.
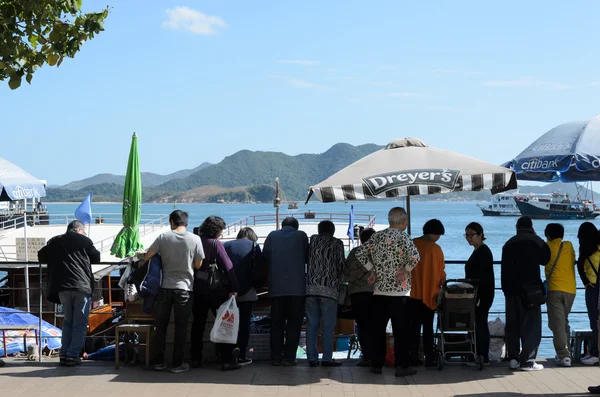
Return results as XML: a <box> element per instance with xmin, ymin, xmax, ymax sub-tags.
<box><xmin>546</xmin><ymin>291</ymin><xmax>576</xmax><ymax>359</ymax></box>
<box><xmin>505</xmin><ymin>295</ymin><xmax>542</xmax><ymax>365</ymax></box>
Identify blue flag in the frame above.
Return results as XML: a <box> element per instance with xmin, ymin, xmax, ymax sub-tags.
<box><xmin>347</xmin><ymin>205</ymin><xmax>354</xmax><ymax>240</ymax></box>
<box><xmin>75</xmin><ymin>193</ymin><xmax>93</xmax><ymax>224</ymax></box>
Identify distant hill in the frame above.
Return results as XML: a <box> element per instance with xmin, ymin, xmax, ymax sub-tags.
<box><xmin>143</xmin><ymin>143</ymin><xmax>383</xmax><ymax>202</ymax></box>
<box><xmin>44</xmin><ymin>143</ymin><xmax>383</xmax><ymax>202</ymax></box>
<box><xmin>59</xmin><ymin>162</ymin><xmax>212</xmax><ymax>190</ymax></box>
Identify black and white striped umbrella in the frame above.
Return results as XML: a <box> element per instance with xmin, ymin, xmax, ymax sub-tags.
<box><xmin>306</xmin><ymin>138</ymin><xmax>517</xmax><ymax>203</ymax></box>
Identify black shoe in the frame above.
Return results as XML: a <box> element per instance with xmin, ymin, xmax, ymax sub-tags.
<box><xmin>190</xmin><ymin>360</ymin><xmax>202</xmax><ymax>368</ymax></box>
<box><xmin>356</xmin><ymin>359</ymin><xmax>371</xmax><ymax>367</ymax></box>
<box><xmin>321</xmin><ymin>360</ymin><xmax>342</xmax><ymax>367</ymax></box>
<box><xmin>309</xmin><ymin>361</ymin><xmax>319</xmax><ymax>367</ymax></box>
<box><xmin>232</xmin><ymin>347</ymin><xmax>240</xmax><ymax>366</ymax></box>
<box><xmin>282</xmin><ymin>360</ymin><xmax>298</xmax><ymax>367</ymax></box>
<box><xmin>238</xmin><ymin>358</ymin><xmax>253</xmax><ymax>366</ymax></box>
<box><xmin>370</xmin><ymin>367</ymin><xmax>382</xmax><ymax>374</ymax></box>
<box><xmin>65</xmin><ymin>356</ymin><xmax>81</xmax><ymax>367</ymax></box>
<box><xmin>221</xmin><ymin>363</ymin><xmax>242</xmax><ymax>371</ymax></box>
<box><xmin>410</xmin><ymin>357</ymin><xmax>423</xmax><ymax>367</ymax></box>
<box><xmin>395</xmin><ymin>367</ymin><xmax>417</xmax><ymax>377</ymax></box>
<box><xmin>589</xmin><ymin>385</ymin><xmax>600</xmax><ymax>394</ymax></box>
<box><xmin>59</xmin><ymin>356</ymin><xmax>66</xmax><ymax>366</ymax></box>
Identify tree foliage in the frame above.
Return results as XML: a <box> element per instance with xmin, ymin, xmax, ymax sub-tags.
<box><xmin>0</xmin><ymin>0</ymin><xmax>109</xmax><ymax>89</ymax></box>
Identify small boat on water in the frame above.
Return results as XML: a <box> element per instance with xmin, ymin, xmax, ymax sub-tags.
<box><xmin>515</xmin><ymin>192</ymin><xmax>600</xmax><ymax>220</ymax></box>
<box><xmin>477</xmin><ymin>193</ymin><xmax>522</xmax><ymax>216</ymax></box>
<box><xmin>288</xmin><ymin>201</ymin><xmax>298</xmax><ymax>210</ymax></box>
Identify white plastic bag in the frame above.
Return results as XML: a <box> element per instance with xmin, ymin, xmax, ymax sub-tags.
<box><xmin>488</xmin><ymin>316</ymin><xmax>506</xmax><ymax>362</ymax></box>
<box><xmin>210</xmin><ymin>297</ymin><xmax>240</xmax><ymax>344</ymax></box>
<box><xmin>118</xmin><ymin>265</ymin><xmax>132</xmax><ymax>289</ymax></box>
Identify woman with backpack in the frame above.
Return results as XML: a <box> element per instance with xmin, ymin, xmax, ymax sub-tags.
<box><xmin>224</xmin><ymin>227</ymin><xmax>265</xmax><ymax>366</ymax></box>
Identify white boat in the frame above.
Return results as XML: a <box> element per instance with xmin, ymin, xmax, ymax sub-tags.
<box><xmin>477</xmin><ymin>192</ymin><xmax>522</xmax><ymax>216</ymax></box>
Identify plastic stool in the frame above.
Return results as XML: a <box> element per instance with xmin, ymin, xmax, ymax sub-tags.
<box><xmin>571</xmin><ymin>329</ymin><xmax>594</xmax><ymax>361</ymax></box>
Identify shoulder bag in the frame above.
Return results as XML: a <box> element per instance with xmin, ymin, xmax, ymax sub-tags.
<box><xmin>207</xmin><ymin>240</ymin><xmax>228</xmax><ymax>292</ymax></box>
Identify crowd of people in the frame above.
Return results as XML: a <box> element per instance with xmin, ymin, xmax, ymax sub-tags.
<box><xmin>28</xmin><ymin>208</ymin><xmax>600</xmax><ymax>390</ymax></box>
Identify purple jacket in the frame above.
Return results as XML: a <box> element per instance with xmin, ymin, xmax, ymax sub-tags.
<box><xmin>194</xmin><ymin>237</ymin><xmax>239</xmax><ymax>294</ymax></box>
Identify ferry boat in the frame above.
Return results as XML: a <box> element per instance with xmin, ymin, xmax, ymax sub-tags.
<box><xmin>477</xmin><ymin>193</ymin><xmax>522</xmax><ymax>216</ymax></box>
<box><xmin>514</xmin><ymin>192</ymin><xmax>600</xmax><ymax>220</ymax></box>
<box><xmin>287</xmin><ymin>201</ymin><xmax>299</xmax><ymax>210</ymax></box>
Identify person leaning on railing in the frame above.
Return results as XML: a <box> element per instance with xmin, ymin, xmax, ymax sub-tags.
<box><xmin>343</xmin><ymin>227</ymin><xmax>376</xmax><ymax>368</ymax></box>
<box><xmin>543</xmin><ymin>223</ymin><xmax>576</xmax><ymax>368</ymax></box>
<box><xmin>576</xmin><ymin>222</ymin><xmax>600</xmax><ymax>366</ymax></box>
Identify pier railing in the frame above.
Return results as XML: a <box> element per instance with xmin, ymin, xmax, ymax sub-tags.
<box><xmin>224</xmin><ymin>212</ymin><xmax>377</xmax><ymax>236</ymax></box>
<box><xmin>0</xmin><ymin>259</ymin><xmax>593</xmax><ymax>360</ymax></box>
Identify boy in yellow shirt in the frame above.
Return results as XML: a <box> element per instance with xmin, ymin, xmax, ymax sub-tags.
<box><xmin>544</xmin><ymin>223</ymin><xmax>576</xmax><ymax>367</ymax></box>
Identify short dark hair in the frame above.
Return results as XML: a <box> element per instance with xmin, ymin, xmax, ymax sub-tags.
<box><xmin>545</xmin><ymin>223</ymin><xmax>564</xmax><ymax>240</ymax></box>
<box><xmin>465</xmin><ymin>222</ymin><xmax>486</xmax><ymax>241</ymax></box>
<box><xmin>237</xmin><ymin>227</ymin><xmax>258</xmax><ymax>242</ymax></box>
<box><xmin>169</xmin><ymin>210</ymin><xmax>189</xmax><ymax>227</ymax></box>
<box><xmin>282</xmin><ymin>217</ymin><xmax>299</xmax><ymax>230</ymax></box>
<box><xmin>199</xmin><ymin>216</ymin><xmax>226</xmax><ymax>238</ymax></box>
<box><xmin>516</xmin><ymin>216</ymin><xmax>533</xmax><ymax>230</ymax></box>
<box><xmin>318</xmin><ymin>220</ymin><xmax>335</xmax><ymax>236</ymax></box>
<box><xmin>193</xmin><ymin>226</ymin><xmax>200</xmax><ymax>236</ymax></box>
<box><xmin>67</xmin><ymin>220</ymin><xmax>85</xmax><ymax>233</ymax></box>
<box><xmin>360</xmin><ymin>228</ymin><xmax>376</xmax><ymax>244</ymax></box>
<box><xmin>423</xmin><ymin>219</ymin><xmax>445</xmax><ymax>235</ymax></box>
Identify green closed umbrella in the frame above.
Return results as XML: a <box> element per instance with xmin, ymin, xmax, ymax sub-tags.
<box><xmin>110</xmin><ymin>132</ymin><xmax>143</xmax><ymax>258</ymax></box>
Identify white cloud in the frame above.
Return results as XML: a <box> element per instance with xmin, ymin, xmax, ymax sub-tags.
<box><xmin>482</xmin><ymin>77</ymin><xmax>570</xmax><ymax>90</ymax></box>
<box><xmin>386</xmin><ymin>92</ymin><xmax>425</xmax><ymax>98</ymax></box>
<box><xmin>161</xmin><ymin>7</ymin><xmax>227</xmax><ymax>35</ymax></box>
<box><xmin>275</xmin><ymin>60</ymin><xmax>320</xmax><ymax>66</ymax></box>
<box><xmin>270</xmin><ymin>74</ymin><xmax>332</xmax><ymax>91</ymax></box>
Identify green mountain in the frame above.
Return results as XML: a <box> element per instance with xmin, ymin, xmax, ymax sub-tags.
<box><xmin>144</xmin><ymin>143</ymin><xmax>383</xmax><ymax>202</ymax></box>
<box><xmin>59</xmin><ymin>162</ymin><xmax>212</xmax><ymax>190</ymax></box>
<box><xmin>45</xmin><ymin>143</ymin><xmax>383</xmax><ymax>202</ymax></box>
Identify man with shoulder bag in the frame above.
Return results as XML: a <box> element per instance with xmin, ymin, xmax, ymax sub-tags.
<box><xmin>501</xmin><ymin>216</ymin><xmax>551</xmax><ymax>371</ymax></box>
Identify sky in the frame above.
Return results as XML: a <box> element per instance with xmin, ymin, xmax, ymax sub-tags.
<box><xmin>2</xmin><ymin>0</ymin><xmax>600</xmax><ymax>186</ymax></box>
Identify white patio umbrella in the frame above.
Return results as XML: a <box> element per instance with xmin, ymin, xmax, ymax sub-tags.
<box><xmin>306</xmin><ymin>138</ymin><xmax>517</xmax><ymax>234</ymax></box>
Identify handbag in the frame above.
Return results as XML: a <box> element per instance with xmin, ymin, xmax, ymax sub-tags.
<box><xmin>337</xmin><ymin>282</ymin><xmax>354</xmax><ymax>319</ymax></box>
<box><xmin>206</xmin><ymin>240</ymin><xmax>228</xmax><ymax>292</ymax></box>
<box><xmin>250</xmin><ymin>243</ymin><xmax>266</xmax><ymax>288</ymax></box>
<box><xmin>521</xmin><ymin>281</ymin><xmax>546</xmax><ymax>309</ymax></box>
<box><xmin>543</xmin><ymin>242</ymin><xmax>564</xmax><ymax>295</ymax></box>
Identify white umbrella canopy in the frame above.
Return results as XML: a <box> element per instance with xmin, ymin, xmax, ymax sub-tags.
<box><xmin>306</xmin><ymin>138</ymin><xmax>517</xmax><ymax>233</ymax></box>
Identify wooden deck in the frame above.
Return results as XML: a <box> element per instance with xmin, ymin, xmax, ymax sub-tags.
<box><xmin>0</xmin><ymin>357</ymin><xmax>597</xmax><ymax>397</ymax></box>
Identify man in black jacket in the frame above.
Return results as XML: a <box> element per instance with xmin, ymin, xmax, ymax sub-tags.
<box><xmin>38</xmin><ymin>220</ymin><xmax>101</xmax><ymax>367</ymax></box>
<box><xmin>501</xmin><ymin>216</ymin><xmax>551</xmax><ymax>371</ymax></box>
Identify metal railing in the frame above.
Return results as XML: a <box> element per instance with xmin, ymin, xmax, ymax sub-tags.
<box><xmin>93</xmin><ymin>214</ymin><xmax>170</xmax><ymax>252</ymax></box>
<box><xmin>0</xmin><ymin>259</ymin><xmax>593</xmax><ymax>359</ymax></box>
<box><xmin>224</xmin><ymin>212</ymin><xmax>377</xmax><ymax>236</ymax></box>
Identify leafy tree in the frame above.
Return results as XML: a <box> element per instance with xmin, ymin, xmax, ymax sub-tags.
<box><xmin>0</xmin><ymin>0</ymin><xmax>109</xmax><ymax>89</ymax></box>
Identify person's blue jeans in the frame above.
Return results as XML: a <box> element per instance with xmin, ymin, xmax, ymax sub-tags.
<box><xmin>305</xmin><ymin>296</ymin><xmax>338</xmax><ymax>362</ymax></box>
<box><xmin>58</xmin><ymin>291</ymin><xmax>91</xmax><ymax>359</ymax></box>
<box><xmin>585</xmin><ymin>286</ymin><xmax>599</xmax><ymax>356</ymax></box>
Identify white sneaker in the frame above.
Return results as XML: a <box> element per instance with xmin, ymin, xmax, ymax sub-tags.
<box><xmin>581</xmin><ymin>353</ymin><xmax>592</xmax><ymax>361</ymax></box>
<box><xmin>557</xmin><ymin>357</ymin><xmax>571</xmax><ymax>367</ymax></box>
<box><xmin>509</xmin><ymin>359</ymin><xmax>520</xmax><ymax>370</ymax></box>
<box><xmin>581</xmin><ymin>355</ymin><xmax>599</xmax><ymax>366</ymax></box>
<box><xmin>520</xmin><ymin>361</ymin><xmax>543</xmax><ymax>371</ymax></box>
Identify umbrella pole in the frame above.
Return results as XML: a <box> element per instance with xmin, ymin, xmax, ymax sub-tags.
<box><xmin>406</xmin><ymin>195</ymin><xmax>411</xmax><ymax>236</ymax></box>
<box><xmin>23</xmin><ymin>199</ymin><xmax>30</xmax><ymax>312</ymax></box>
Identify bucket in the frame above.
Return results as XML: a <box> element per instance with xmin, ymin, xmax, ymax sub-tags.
<box><xmin>336</xmin><ymin>336</ymin><xmax>350</xmax><ymax>351</ymax></box>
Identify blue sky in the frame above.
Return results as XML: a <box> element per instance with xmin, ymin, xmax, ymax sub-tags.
<box><xmin>2</xmin><ymin>0</ymin><xmax>600</xmax><ymax>185</ymax></box>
